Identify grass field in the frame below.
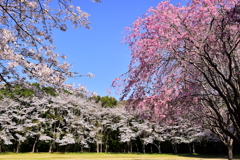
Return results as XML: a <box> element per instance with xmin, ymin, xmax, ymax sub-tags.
<box><xmin>0</xmin><ymin>153</ymin><xmax>239</xmax><ymax>160</ymax></box>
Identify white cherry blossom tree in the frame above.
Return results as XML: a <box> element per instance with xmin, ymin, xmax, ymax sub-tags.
<box><xmin>0</xmin><ymin>0</ymin><xmax>98</xmax><ymax>90</ymax></box>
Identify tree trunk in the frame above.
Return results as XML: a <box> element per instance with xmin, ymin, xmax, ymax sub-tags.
<box><xmin>130</xmin><ymin>141</ymin><xmax>132</xmax><ymax>153</ymax></box>
<box><xmin>152</xmin><ymin>142</ymin><xmax>162</xmax><ymax>153</ymax></box>
<box><xmin>174</xmin><ymin>147</ymin><xmax>178</xmax><ymax>154</ymax></box>
<box><xmin>49</xmin><ymin>144</ymin><xmax>53</xmax><ymax>153</ymax></box>
<box><xmin>188</xmin><ymin>143</ymin><xmax>192</xmax><ymax>154</ymax></box>
<box><xmin>105</xmin><ymin>135</ymin><xmax>109</xmax><ymax>153</ymax></box>
<box><xmin>81</xmin><ymin>145</ymin><xmax>83</xmax><ymax>153</ymax></box>
<box><xmin>100</xmin><ymin>143</ymin><xmax>102</xmax><ymax>153</ymax></box>
<box><xmin>172</xmin><ymin>143</ymin><xmax>179</xmax><ymax>154</ymax></box>
<box><xmin>227</xmin><ymin>138</ymin><xmax>233</xmax><ymax>160</ymax></box>
<box><xmin>142</xmin><ymin>144</ymin><xmax>145</xmax><ymax>154</ymax></box>
<box><xmin>96</xmin><ymin>142</ymin><xmax>99</xmax><ymax>153</ymax></box>
<box><xmin>135</xmin><ymin>143</ymin><xmax>139</xmax><ymax>153</ymax></box>
<box><xmin>105</xmin><ymin>143</ymin><xmax>108</xmax><ymax>153</ymax></box>
<box><xmin>126</xmin><ymin>141</ymin><xmax>133</xmax><ymax>153</ymax></box>
<box><xmin>31</xmin><ymin>138</ymin><xmax>38</xmax><ymax>153</ymax></box>
<box><xmin>16</xmin><ymin>141</ymin><xmax>21</xmax><ymax>153</ymax></box>
<box><xmin>49</xmin><ymin>140</ymin><xmax>55</xmax><ymax>153</ymax></box>
<box><xmin>0</xmin><ymin>139</ymin><xmax>2</xmax><ymax>154</ymax></box>
<box><xmin>192</xmin><ymin>143</ymin><xmax>195</xmax><ymax>154</ymax></box>
<box><xmin>158</xmin><ymin>142</ymin><xmax>161</xmax><ymax>154</ymax></box>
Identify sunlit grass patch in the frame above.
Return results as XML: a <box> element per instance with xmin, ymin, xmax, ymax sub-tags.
<box><xmin>0</xmin><ymin>152</ymin><xmax>235</xmax><ymax>160</ymax></box>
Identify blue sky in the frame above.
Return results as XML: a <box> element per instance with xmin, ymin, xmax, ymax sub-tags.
<box><xmin>53</xmin><ymin>0</ymin><xmax>187</xmax><ymax>100</ymax></box>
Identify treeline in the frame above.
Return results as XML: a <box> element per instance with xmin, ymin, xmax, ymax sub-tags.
<box><xmin>0</xmin><ymin>84</ymin><xmax>238</xmax><ymax>154</ymax></box>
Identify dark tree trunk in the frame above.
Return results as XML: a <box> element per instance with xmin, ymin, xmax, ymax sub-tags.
<box><xmin>171</xmin><ymin>143</ymin><xmax>179</xmax><ymax>154</ymax></box>
<box><xmin>212</xmin><ymin>127</ymin><xmax>235</xmax><ymax>160</ymax></box>
<box><xmin>158</xmin><ymin>143</ymin><xmax>161</xmax><ymax>153</ymax></box>
<box><xmin>188</xmin><ymin>143</ymin><xmax>192</xmax><ymax>154</ymax></box>
<box><xmin>100</xmin><ymin>143</ymin><xmax>102</xmax><ymax>153</ymax></box>
<box><xmin>0</xmin><ymin>139</ymin><xmax>2</xmax><ymax>154</ymax></box>
<box><xmin>135</xmin><ymin>143</ymin><xmax>139</xmax><ymax>153</ymax></box>
<box><xmin>227</xmin><ymin>138</ymin><xmax>233</xmax><ymax>160</ymax></box>
<box><xmin>130</xmin><ymin>141</ymin><xmax>132</xmax><ymax>153</ymax></box>
<box><xmin>142</xmin><ymin>144</ymin><xmax>145</xmax><ymax>153</ymax></box>
<box><xmin>152</xmin><ymin>142</ymin><xmax>162</xmax><ymax>154</ymax></box>
<box><xmin>80</xmin><ymin>145</ymin><xmax>83</xmax><ymax>153</ymax></box>
<box><xmin>152</xmin><ymin>141</ymin><xmax>162</xmax><ymax>154</ymax></box>
<box><xmin>192</xmin><ymin>143</ymin><xmax>195</xmax><ymax>154</ymax></box>
<box><xmin>127</xmin><ymin>141</ymin><xmax>132</xmax><ymax>153</ymax></box>
<box><xmin>105</xmin><ymin>135</ymin><xmax>109</xmax><ymax>153</ymax></box>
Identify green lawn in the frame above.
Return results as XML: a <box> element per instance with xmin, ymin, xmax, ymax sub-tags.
<box><xmin>0</xmin><ymin>153</ymin><xmax>237</xmax><ymax>160</ymax></box>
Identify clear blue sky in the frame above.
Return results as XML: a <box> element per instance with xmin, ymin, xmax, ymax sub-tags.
<box><xmin>52</xmin><ymin>0</ymin><xmax>187</xmax><ymax>100</ymax></box>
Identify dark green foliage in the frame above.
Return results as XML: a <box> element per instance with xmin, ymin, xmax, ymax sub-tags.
<box><xmin>90</xmin><ymin>96</ymin><xmax>118</xmax><ymax>108</ymax></box>
<box><xmin>42</xmin><ymin>87</ymin><xmax>57</xmax><ymax>96</ymax></box>
<box><xmin>0</xmin><ymin>83</ymin><xmax>57</xmax><ymax>99</ymax></box>
<box><xmin>89</xmin><ymin>95</ymin><xmax>101</xmax><ymax>103</ymax></box>
<box><xmin>0</xmin><ymin>84</ymin><xmax>34</xmax><ymax>98</ymax></box>
<box><xmin>101</xmin><ymin>96</ymin><xmax>117</xmax><ymax>108</ymax></box>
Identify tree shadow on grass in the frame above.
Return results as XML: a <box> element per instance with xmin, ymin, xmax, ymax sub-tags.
<box><xmin>177</xmin><ymin>153</ymin><xmax>240</xmax><ymax>159</ymax></box>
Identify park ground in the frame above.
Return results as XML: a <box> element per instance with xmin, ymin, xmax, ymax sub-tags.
<box><xmin>0</xmin><ymin>153</ymin><xmax>239</xmax><ymax>160</ymax></box>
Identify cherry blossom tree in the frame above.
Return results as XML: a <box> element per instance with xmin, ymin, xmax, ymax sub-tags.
<box><xmin>0</xmin><ymin>0</ymin><xmax>98</xmax><ymax>90</ymax></box>
<box><xmin>95</xmin><ymin>107</ymin><xmax>120</xmax><ymax>153</ymax></box>
<box><xmin>113</xmin><ymin>1</ymin><xmax>240</xmax><ymax>158</ymax></box>
<box><xmin>201</xmin><ymin>104</ymin><xmax>237</xmax><ymax>159</ymax></box>
<box><xmin>0</xmin><ymin>83</ymin><xmax>101</xmax><ymax>152</ymax></box>
<box><xmin>131</xmin><ymin>120</ymin><xmax>153</xmax><ymax>154</ymax></box>
<box><xmin>0</xmin><ymin>92</ymin><xmax>225</xmax><ymax>153</ymax></box>
<box><xmin>150</xmin><ymin>123</ymin><xmax>167</xmax><ymax>154</ymax></box>
<box><xmin>0</xmin><ymin>97</ymin><xmax>18</xmax><ymax>153</ymax></box>
<box><xmin>118</xmin><ymin>118</ymin><xmax>139</xmax><ymax>153</ymax></box>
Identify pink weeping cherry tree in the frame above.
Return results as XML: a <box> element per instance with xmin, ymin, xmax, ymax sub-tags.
<box><xmin>0</xmin><ymin>0</ymin><xmax>99</xmax><ymax>89</ymax></box>
<box><xmin>113</xmin><ymin>0</ymin><xmax>240</xmax><ymax>159</ymax></box>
